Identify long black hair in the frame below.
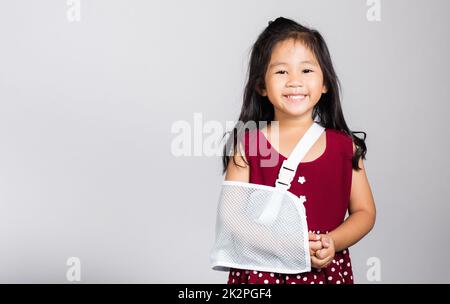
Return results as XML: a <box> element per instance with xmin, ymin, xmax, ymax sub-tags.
<box><xmin>222</xmin><ymin>17</ymin><xmax>367</xmax><ymax>174</ymax></box>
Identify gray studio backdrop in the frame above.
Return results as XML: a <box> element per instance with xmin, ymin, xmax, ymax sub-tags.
<box><xmin>0</xmin><ymin>0</ymin><xmax>449</xmax><ymax>283</ymax></box>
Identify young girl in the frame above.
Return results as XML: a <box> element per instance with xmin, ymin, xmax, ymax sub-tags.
<box><xmin>222</xmin><ymin>17</ymin><xmax>376</xmax><ymax>284</ymax></box>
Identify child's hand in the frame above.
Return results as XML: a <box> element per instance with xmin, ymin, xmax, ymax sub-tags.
<box><xmin>311</xmin><ymin>234</ymin><xmax>335</xmax><ymax>269</ymax></box>
<box><xmin>308</xmin><ymin>232</ymin><xmax>323</xmax><ymax>256</ymax></box>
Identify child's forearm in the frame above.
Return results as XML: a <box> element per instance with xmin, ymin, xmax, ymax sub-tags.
<box><xmin>328</xmin><ymin>210</ymin><xmax>376</xmax><ymax>252</ymax></box>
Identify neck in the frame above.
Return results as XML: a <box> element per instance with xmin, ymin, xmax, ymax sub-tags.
<box><xmin>273</xmin><ymin>110</ymin><xmax>315</xmax><ymax>133</ymax></box>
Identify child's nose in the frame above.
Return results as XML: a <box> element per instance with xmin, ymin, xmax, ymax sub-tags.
<box><xmin>286</xmin><ymin>72</ymin><xmax>304</xmax><ymax>87</ymax></box>
<box><xmin>286</xmin><ymin>79</ymin><xmax>304</xmax><ymax>88</ymax></box>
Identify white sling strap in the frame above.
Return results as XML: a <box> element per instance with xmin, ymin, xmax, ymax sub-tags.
<box><xmin>255</xmin><ymin>122</ymin><xmax>325</xmax><ymax>225</ymax></box>
<box><xmin>275</xmin><ymin>122</ymin><xmax>325</xmax><ymax>190</ymax></box>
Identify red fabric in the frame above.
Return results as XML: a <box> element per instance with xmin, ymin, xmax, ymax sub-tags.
<box><xmin>228</xmin><ymin>127</ymin><xmax>354</xmax><ymax>284</ymax></box>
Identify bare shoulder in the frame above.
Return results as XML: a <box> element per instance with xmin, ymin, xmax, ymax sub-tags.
<box><xmin>349</xmin><ymin>140</ymin><xmax>375</xmax><ymax>216</ymax></box>
<box><xmin>224</xmin><ymin>136</ymin><xmax>250</xmax><ymax>183</ymax></box>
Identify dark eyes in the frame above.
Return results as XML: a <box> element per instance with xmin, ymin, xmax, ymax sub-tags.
<box><xmin>275</xmin><ymin>69</ymin><xmax>313</xmax><ymax>74</ymax></box>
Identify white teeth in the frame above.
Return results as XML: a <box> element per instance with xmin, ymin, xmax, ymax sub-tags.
<box><xmin>286</xmin><ymin>95</ymin><xmax>306</xmax><ymax>100</ymax></box>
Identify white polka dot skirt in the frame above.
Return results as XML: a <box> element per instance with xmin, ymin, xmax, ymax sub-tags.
<box><xmin>227</xmin><ymin>248</ymin><xmax>354</xmax><ymax>285</ymax></box>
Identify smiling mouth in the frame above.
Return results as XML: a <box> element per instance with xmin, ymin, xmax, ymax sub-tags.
<box><xmin>283</xmin><ymin>94</ymin><xmax>308</xmax><ymax>101</ymax></box>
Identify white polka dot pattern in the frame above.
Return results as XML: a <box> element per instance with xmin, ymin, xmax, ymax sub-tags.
<box><xmin>227</xmin><ymin>234</ymin><xmax>354</xmax><ymax>285</ymax></box>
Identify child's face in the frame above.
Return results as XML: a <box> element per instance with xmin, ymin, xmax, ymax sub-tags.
<box><xmin>261</xmin><ymin>38</ymin><xmax>327</xmax><ymax>120</ymax></box>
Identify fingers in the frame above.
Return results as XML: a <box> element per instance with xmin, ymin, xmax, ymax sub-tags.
<box><xmin>311</xmin><ymin>255</ymin><xmax>327</xmax><ymax>269</ymax></box>
<box><xmin>309</xmin><ymin>240</ymin><xmax>323</xmax><ymax>255</ymax></box>
<box><xmin>310</xmin><ymin>234</ymin><xmax>336</xmax><ymax>269</ymax></box>
<box><xmin>315</xmin><ymin>248</ymin><xmax>328</xmax><ymax>260</ymax></box>
<box><xmin>320</xmin><ymin>234</ymin><xmax>330</xmax><ymax>248</ymax></box>
<box><xmin>308</xmin><ymin>232</ymin><xmax>321</xmax><ymax>241</ymax></box>
<box><xmin>309</xmin><ymin>233</ymin><xmax>336</xmax><ymax>267</ymax></box>
<box><xmin>311</xmin><ymin>244</ymin><xmax>335</xmax><ymax>269</ymax></box>
<box><xmin>311</xmin><ymin>254</ymin><xmax>333</xmax><ymax>269</ymax></box>
<box><xmin>310</xmin><ymin>255</ymin><xmax>320</xmax><ymax>269</ymax></box>
<box><xmin>308</xmin><ymin>233</ymin><xmax>322</xmax><ymax>256</ymax></box>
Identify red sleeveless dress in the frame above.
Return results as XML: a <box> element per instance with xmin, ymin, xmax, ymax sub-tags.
<box><xmin>228</xmin><ymin>127</ymin><xmax>354</xmax><ymax>284</ymax></box>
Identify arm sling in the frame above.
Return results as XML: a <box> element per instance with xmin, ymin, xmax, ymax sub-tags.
<box><xmin>210</xmin><ymin>122</ymin><xmax>325</xmax><ymax>274</ymax></box>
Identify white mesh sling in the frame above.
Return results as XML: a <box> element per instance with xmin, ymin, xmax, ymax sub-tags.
<box><xmin>210</xmin><ymin>122</ymin><xmax>325</xmax><ymax>274</ymax></box>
